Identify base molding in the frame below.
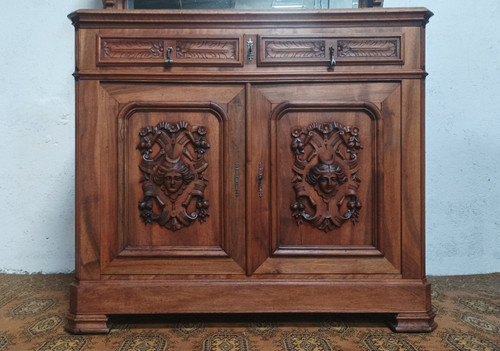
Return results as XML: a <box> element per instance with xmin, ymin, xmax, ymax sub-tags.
<box><xmin>64</xmin><ymin>313</ymin><xmax>110</xmax><ymax>334</ymax></box>
<box><xmin>388</xmin><ymin>310</ymin><xmax>437</xmax><ymax>333</ymax></box>
<box><xmin>66</xmin><ymin>279</ymin><xmax>435</xmax><ymax>334</ymax></box>
<box><xmin>68</xmin><ymin>279</ymin><xmax>433</xmax><ymax>314</ymax></box>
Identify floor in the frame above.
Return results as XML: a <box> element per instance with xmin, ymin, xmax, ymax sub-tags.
<box><xmin>0</xmin><ymin>274</ymin><xmax>498</xmax><ymax>350</ymax></box>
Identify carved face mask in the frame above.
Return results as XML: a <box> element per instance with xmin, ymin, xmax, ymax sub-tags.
<box><xmin>164</xmin><ymin>171</ymin><xmax>183</xmax><ymax>194</ymax></box>
<box><xmin>318</xmin><ymin>174</ymin><xmax>339</xmax><ymax>194</ymax></box>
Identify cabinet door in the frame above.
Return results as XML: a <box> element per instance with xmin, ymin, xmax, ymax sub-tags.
<box><xmin>247</xmin><ymin>83</ymin><xmax>401</xmax><ymax>276</ymax></box>
<box><xmin>77</xmin><ymin>82</ymin><xmax>246</xmax><ymax>276</ymax></box>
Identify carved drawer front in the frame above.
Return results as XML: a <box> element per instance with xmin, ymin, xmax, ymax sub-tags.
<box><xmin>258</xmin><ymin>36</ymin><xmax>402</xmax><ymax>66</ymax></box>
<box><xmin>98</xmin><ymin>37</ymin><xmax>243</xmax><ymax>66</ymax></box>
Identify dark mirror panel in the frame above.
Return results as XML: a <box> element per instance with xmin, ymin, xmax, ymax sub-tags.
<box><xmin>133</xmin><ymin>0</ymin><xmax>235</xmax><ymax>9</ymax></box>
<box><xmin>130</xmin><ymin>0</ymin><xmax>370</xmax><ymax>9</ymax></box>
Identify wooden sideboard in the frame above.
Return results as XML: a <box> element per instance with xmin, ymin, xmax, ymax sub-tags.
<box><xmin>66</xmin><ymin>7</ymin><xmax>435</xmax><ymax>334</ymax></box>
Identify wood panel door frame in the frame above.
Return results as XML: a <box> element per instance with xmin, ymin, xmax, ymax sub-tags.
<box><xmin>247</xmin><ymin>82</ymin><xmax>402</xmax><ymax>276</ymax></box>
<box><xmin>76</xmin><ymin>82</ymin><xmax>247</xmax><ymax>277</ymax></box>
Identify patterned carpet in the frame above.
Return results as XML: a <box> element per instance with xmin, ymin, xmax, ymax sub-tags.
<box><xmin>0</xmin><ymin>274</ymin><xmax>498</xmax><ymax>350</ymax></box>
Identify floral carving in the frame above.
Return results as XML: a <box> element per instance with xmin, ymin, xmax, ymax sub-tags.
<box><xmin>290</xmin><ymin>122</ymin><xmax>363</xmax><ymax>232</ymax></box>
<box><xmin>102</xmin><ymin>39</ymin><xmax>164</xmax><ymax>59</ymax></box>
<box><xmin>265</xmin><ymin>40</ymin><xmax>326</xmax><ymax>59</ymax></box>
<box><xmin>176</xmin><ymin>40</ymin><xmax>237</xmax><ymax>60</ymax></box>
<box><xmin>337</xmin><ymin>39</ymin><xmax>398</xmax><ymax>58</ymax></box>
<box><xmin>137</xmin><ymin>121</ymin><xmax>210</xmax><ymax>231</ymax></box>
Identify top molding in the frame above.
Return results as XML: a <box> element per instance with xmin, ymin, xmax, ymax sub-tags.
<box><xmin>69</xmin><ymin>8</ymin><xmax>433</xmax><ymax>28</ymax></box>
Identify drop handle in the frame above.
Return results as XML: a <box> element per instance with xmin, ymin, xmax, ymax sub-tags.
<box><xmin>165</xmin><ymin>47</ymin><xmax>174</xmax><ymax>64</ymax></box>
<box><xmin>258</xmin><ymin>163</ymin><xmax>263</xmax><ymax>198</ymax></box>
<box><xmin>329</xmin><ymin>46</ymin><xmax>336</xmax><ymax>67</ymax></box>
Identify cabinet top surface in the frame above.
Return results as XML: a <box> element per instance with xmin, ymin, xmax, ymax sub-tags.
<box><xmin>69</xmin><ymin>7</ymin><xmax>433</xmax><ymax>27</ymax></box>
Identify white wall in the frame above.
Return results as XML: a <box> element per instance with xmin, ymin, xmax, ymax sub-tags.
<box><xmin>0</xmin><ymin>0</ymin><xmax>498</xmax><ymax>274</ymax></box>
<box><xmin>385</xmin><ymin>0</ymin><xmax>500</xmax><ymax>274</ymax></box>
<box><xmin>0</xmin><ymin>0</ymin><xmax>101</xmax><ymax>273</ymax></box>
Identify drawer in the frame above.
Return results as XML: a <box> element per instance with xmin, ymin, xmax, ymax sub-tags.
<box><xmin>97</xmin><ymin>36</ymin><xmax>243</xmax><ymax>66</ymax></box>
<box><xmin>258</xmin><ymin>35</ymin><xmax>403</xmax><ymax>66</ymax></box>
<box><xmin>96</xmin><ymin>34</ymin><xmax>403</xmax><ymax>69</ymax></box>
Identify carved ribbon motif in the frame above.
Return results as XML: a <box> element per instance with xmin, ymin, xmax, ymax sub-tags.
<box><xmin>137</xmin><ymin>121</ymin><xmax>210</xmax><ymax>231</ymax></box>
<box><xmin>290</xmin><ymin>122</ymin><xmax>363</xmax><ymax>232</ymax></box>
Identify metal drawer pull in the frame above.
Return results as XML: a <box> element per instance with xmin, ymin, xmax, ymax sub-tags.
<box><xmin>329</xmin><ymin>46</ymin><xmax>336</xmax><ymax>67</ymax></box>
<box><xmin>247</xmin><ymin>39</ymin><xmax>254</xmax><ymax>62</ymax></box>
<box><xmin>258</xmin><ymin>163</ymin><xmax>263</xmax><ymax>198</ymax></box>
<box><xmin>165</xmin><ymin>47</ymin><xmax>173</xmax><ymax>64</ymax></box>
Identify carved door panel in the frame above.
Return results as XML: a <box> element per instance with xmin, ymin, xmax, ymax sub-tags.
<box><xmin>248</xmin><ymin>83</ymin><xmax>402</xmax><ymax>275</ymax></box>
<box><xmin>91</xmin><ymin>83</ymin><xmax>246</xmax><ymax>275</ymax></box>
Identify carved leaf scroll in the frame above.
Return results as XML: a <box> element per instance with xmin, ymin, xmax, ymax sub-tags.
<box><xmin>290</xmin><ymin>122</ymin><xmax>363</xmax><ymax>232</ymax></box>
<box><xmin>337</xmin><ymin>39</ymin><xmax>398</xmax><ymax>58</ymax></box>
<box><xmin>265</xmin><ymin>40</ymin><xmax>326</xmax><ymax>59</ymax></box>
<box><xmin>137</xmin><ymin>121</ymin><xmax>210</xmax><ymax>232</ymax></box>
<box><xmin>176</xmin><ymin>40</ymin><xmax>238</xmax><ymax>60</ymax></box>
<box><xmin>102</xmin><ymin>39</ymin><xmax>164</xmax><ymax>59</ymax></box>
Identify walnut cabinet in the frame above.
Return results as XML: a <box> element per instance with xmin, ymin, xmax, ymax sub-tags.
<box><xmin>66</xmin><ymin>8</ymin><xmax>435</xmax><ymax>334</ymax></box>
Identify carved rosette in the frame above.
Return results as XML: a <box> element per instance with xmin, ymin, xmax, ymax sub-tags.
<box><xmin>137</xmin><ymin>121</ymin><xmax>210</xmax><ymax>231</ymax></box>
<box><xmin>290</xmin><ymin>122</ymin><xmax>363</xmax><ymax>232</ymax></box>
